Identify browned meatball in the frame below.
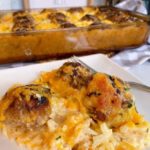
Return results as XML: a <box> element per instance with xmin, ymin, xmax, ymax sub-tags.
<box><xmin>12</xmin><ymin>11</ymin><xmax>35</xmax><ymax>33</ymax></box>
<box><xmin>57</xmin><ymin>62</ymin><xmax>93</xmax><ymax>89</ymax></box>
<box><xmin>67</xmin><ymin>7</ymin><xmax>84</xmax><ymax>13</ymax></box>
<box><xmin>84</xmin><ymin>73</ymin><xmax>134</xmax><ymax>127</ymax></box>
<box><xmin>1</xmin><ymin>84</ymin><xmax>51</xmax><ymax>129</ymax></box>
<box><xmin>80</xmin><ymin>14</ymin><xmax>100</xmax><ymax>22</ymax></box>
<box><xmin>48</xmin><ymin>12</ymin><xmax>67</xmax><ymax>24</ymax></box>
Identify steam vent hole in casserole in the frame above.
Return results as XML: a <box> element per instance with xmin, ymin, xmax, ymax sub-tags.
<box><xmin>0</xmin><ymin>62</ymin><xmax>150</xmax><ymax>150</ymax></box>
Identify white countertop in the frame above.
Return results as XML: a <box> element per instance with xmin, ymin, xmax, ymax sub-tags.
<box><xmin>0</xmin><ymin>57</ymin><xmax>149</xmax><ymax>86</ymax></box>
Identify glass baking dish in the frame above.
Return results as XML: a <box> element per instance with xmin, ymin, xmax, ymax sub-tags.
<box><xmin>0</xmin><ymin>6</ymin><xmax>149</xmax><ymax>64</ymax></box>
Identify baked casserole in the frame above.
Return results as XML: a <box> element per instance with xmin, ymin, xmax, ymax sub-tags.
<box><xmin>0</xmin><ymin>6</ymin><xmax>149</xmax><ymax>63</ymax></box>
<box><xmin>0</xmin><ymin>62</ymin><xmax>150</xmax><ymax>150</ymax></box>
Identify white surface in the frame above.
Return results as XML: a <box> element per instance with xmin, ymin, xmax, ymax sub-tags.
<box><xmin>0</xmin><ymin>54</ymin><xmax>149</xmax><ymax>150</ymax></box>
<box><xmin>129</xmin><ymin>61</ymin><xmax>150</xmax><ymax>86</ymax></box>
<box><xmin>29</xmin><ymin>0</ymin><xmax>87</xmax><ymax>8</ymax></box>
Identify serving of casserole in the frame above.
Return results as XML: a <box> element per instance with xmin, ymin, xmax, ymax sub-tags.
<box><xmin>0</xmin><ymin>6</ymin><xmax>149</xmax><ymax>64</ymax></box>
<box><xmin>0</xmin><ymin>60</ymin><xmax>149</xmax><ymax>150</ymax></box>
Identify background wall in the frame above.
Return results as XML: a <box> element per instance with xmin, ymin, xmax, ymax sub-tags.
<box><xmin>0</xmin><ymin>0</ymin><xmax>23</xmax><ymax>10</ymax></box>
<box><xmin>0</xmin><ymin>0</ymin><xmax>105</xmax><ymax>10</ymax></box>
<box><xmin>30</xmin><ymin>0</ymin><xmax>87</xmax><ymax>8</ymax></box>
<box><xmin>0</xmin><ymin>0</ymin><xmax>11</xmax><ymax>10</ymax></box>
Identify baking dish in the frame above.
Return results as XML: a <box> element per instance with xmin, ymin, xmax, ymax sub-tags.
<box><xmin>0</xmin><ymin>6</ymin><xmax>149</xmax><ymax>64</ymax></box>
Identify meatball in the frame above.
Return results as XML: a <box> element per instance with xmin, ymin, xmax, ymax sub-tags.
<box><xmin>60</xmin><ymin>22</ymin><xmax>76</xmax><ymax>28</ymax></box>
<box><xmin>12</xmin><ymin>11</ymin><xmax>34</xmax><ymax>33</ymax></box>
<box><xmin>1</xmin><ymin>84</ymin><xmax>51</xmax><ymax>129</ymax></box>
<box><xmin>85</xmin><ymin>73</ymin><xmax>134</xmax><ymax>127</ymax></box>
<box><xmin>48</xmin><ymin>12</ymin><xmax>67</xmax><ymax>24</ymax></box>
<box><xmin>57</xmin><ymin>62</ymin><xmax>93</xmax><ymax>89</ymax></box>
<box><xmin>67</xmin><ymin>7</ymin><xmax>84</xmax><ymax>13</ymax></box>
<box><xmin>80</xmin><ymin>14</ymin><xmax>100</xmax><ymax>22</ymax></box>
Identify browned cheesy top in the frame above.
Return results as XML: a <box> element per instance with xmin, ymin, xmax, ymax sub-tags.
<box><xmin>0</xmin><ymin>6</ymin><xmax>143</xmax><ymax>33</ymax></box>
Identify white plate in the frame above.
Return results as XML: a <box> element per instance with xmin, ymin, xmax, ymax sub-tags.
<box><xmin>0</xmin><ymin>54</ymin><xmax>149</xmax><ymax>150</ymax></box>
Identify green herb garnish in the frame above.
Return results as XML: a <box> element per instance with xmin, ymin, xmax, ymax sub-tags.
<box><xmin>124</xmin><ymin>87</ymin><xmax>130</xmax><ymax>91</ymax></box>
<box><xmin>56</xmin><ymin>136</ymin><xmax>61</xmax><ymax>140</ymax></box>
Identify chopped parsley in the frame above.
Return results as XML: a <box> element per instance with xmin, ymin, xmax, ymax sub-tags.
<box><xmin>124</xmin><ymin>87</ymin><xmax>130</xmax><ymax>91</ymax></box>
<box><xmin>56</xmin><ymin>136</ymin><xmax>61</xmax><ymax>140</ymax></box>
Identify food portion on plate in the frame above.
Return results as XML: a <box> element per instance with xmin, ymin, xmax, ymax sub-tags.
<box><xmin>0</xmin><ymin>62</ymin><xmax>150</xmax><ymax>150</ymax></box>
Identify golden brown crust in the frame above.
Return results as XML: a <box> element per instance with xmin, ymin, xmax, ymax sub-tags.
<box><xmin>12</xmin><ymin>11</ymin><xmax>35</xmax><ymax>33</ymax></box>
<box><xmin>84</xmin><ymin>73</ymin><xmax>133</xmax><ymax>124</ymax></box>
<box><xmin>1</xmin><ymin>84</ymin><xmax>51</xmax><ymax>129</ymax></box>
<box><xmin>48</xmin><ymin>12</ymin><xmax>67</xmax><ymax>24</ymax></box>
<box><xmin>56</xmin><ymin>62</ymin><xmax>93</xmax><ymax>89</ymax></box>
<box><xmin>67</xmin><ymin>7</ymin><xmax>84</xmax><ymax>13</ymax></box>
<box><xmin>98</xmin><ymin>7</ymin><xmax>141</xmax><ymax>23</ymax></box>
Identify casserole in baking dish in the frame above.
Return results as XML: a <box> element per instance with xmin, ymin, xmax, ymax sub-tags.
<box><xmin>0</xmin><ymin>6</ymin><xmax>149</xmax><ymax>64</ymax></box>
